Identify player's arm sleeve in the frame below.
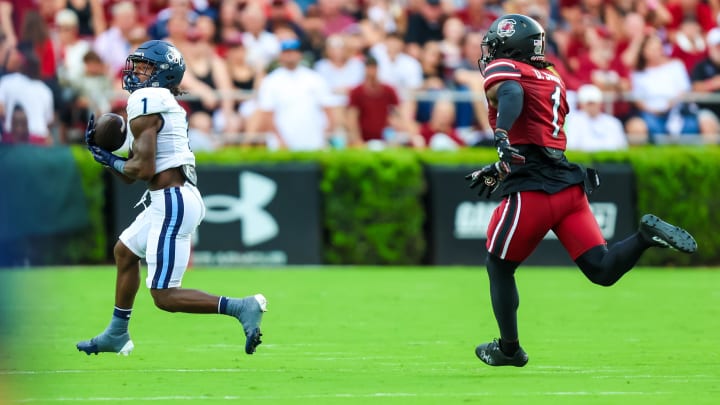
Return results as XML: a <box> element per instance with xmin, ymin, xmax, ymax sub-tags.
<box><xmin>494</xmin><ymin>80</ymin><xmax>524</xmax><ymax>132</ymax></box>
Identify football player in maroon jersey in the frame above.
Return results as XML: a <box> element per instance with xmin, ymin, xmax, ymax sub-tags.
<box><xmin>465</xmin><ymin>14</ymin><xmax>697</xmax><ymax>367</ymax></box>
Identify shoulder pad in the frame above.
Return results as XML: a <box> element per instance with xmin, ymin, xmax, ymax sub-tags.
<box><xmin>127</xmin><ymin>88</ymin><xmax>173</xmax><ymax>120</ymax></box>
<box><xmin>484</xmin><ymin>59</ymin><xmax>522</xmax><ymax>89</ymax></box>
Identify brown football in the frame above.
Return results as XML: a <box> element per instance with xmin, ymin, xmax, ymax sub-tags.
<box><xmin>94</xmin><ymin>113</ymin><xmax>127</xmax><ymax>151</ymax></box>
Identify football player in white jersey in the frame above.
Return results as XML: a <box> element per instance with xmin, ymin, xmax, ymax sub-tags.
<box><xmin>78</xmin><ymin>40</ymin><xmax>267</xmax><ymax>356</ymax></box>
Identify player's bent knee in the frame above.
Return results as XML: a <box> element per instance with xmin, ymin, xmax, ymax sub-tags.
<box><xmin>150</xmin><ymin>288</ymin><xmax>179</xmax><ymax>312</ymax></box>
<box><xmin>575</xmin><ymin>247</ymin><xmax>618</xmax><ymax>287</ymax></box>
<box><xmin>114</xmin><ymin>241</ymin><xmax>138</xmax><ymax>265</ymax></box>
<box><xmin>576</xmin><ymin>260</ymin><xmax>617</xmax><ymax>286</ymax></box>
<box><xmin>588</xmin><ymin>274</ymin><xmax>618</xmax><ymax>287</ymax></box>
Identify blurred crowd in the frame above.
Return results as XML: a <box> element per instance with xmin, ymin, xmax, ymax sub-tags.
<box><xmin>2</xmin><ymin>0</ymin><xmax>720</xmax><ymax>151</ymax></box>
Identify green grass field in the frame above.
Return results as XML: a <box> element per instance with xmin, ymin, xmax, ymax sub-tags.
<box><xmin>1</xmin><ymin>266</ymin><xmax>719</xmax><ymax>404</ymax></box>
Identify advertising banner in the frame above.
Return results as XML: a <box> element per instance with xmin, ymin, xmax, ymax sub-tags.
<box><xmin>111</xmin><ymin>163</ymin><xmax>322</xmax><ymax>265</ymax></box>
<box><xmin>425</xmin><ymin>164</ymin><xmax>636</xmax><ymax>265</ymax></box>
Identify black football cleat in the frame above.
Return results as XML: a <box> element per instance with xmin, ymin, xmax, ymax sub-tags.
<box><xmin>639</xmin><ymin>214</ymin><xmax>697</xmax><ymax>254</ymax></box>
<box><xmin>475</xmin><ymin>339</ymin><xmax>528</xmax><ymax>367</ymax></box>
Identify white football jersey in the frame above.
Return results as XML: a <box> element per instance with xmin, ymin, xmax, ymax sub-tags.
<box><xmin>126</xmin><ymin>87</ymin><xmax>195</xmax><ymax>174</ymax></box>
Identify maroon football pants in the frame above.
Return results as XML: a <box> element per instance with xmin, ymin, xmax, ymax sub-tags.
<box><xmin>486</xmin><ymin>184</ymin><xmax>606</xmax><ymax>262</ymax></box>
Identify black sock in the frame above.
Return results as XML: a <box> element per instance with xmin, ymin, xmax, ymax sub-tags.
<box><xmin>486</xmin><ymin>254</ymin><xmax>520</xmax><ymax>345</ymax></box>
<box><xmin>576</xmin><ymin>233</ymin><xmax>648</xmax><ymax>287</ymax></box>
<box><xmin>499</xmin><ymin>339</ymin><xmax>520</xmax><ymax>356</ymax></box>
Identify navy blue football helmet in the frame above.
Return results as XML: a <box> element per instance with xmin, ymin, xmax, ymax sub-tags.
<box><xmin>479</xmin><ymin>14</ymin><xmax>546</xmax><ymax>75</ymax></box>
<box><xmin>122</xmin><ymin>40</ymin><xmax>185</xmax><ymax>93</ymax></box>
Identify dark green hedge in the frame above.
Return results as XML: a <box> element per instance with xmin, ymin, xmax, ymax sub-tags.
<box><xmin>607</xmin><ymin>147</ymin><xmax>720</xmax><ymax>266</ymax></box>
<box><xmin>70</xmin><ymin>145</ymin><xmax>719</xmax><ymax>266</ymax></box>
<box><xmin>69</xmin><ymin>147</ymin><xmax>107</xmax><ymax>263</ymax></box>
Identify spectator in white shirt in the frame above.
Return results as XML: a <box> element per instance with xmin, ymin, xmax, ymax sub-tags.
<box><xmin>0</xmin><ymin>51</ymin><xmax>54</xmax><ymax>142</ymax></box>
<box><xmin>565</xmin><ymin>84</ymin><xmax>628</xmax><ymax>152</ymax></box>
<box><xmin>92</xmin><ymin>1</ymin><xmax>137</xmax><ymax>77</ymax></box>
<box><xmin>370</xmin><ymin>33</ymin><xmax>423</xmax><ymax>100</ymax></box>
<box><xmin>254</xmin><ymin>38</ymin><xmax>335</xmax><ymax>150</ymax></box>
<box><xmin>628</xmin><ymin>32</ymin><xmax>716</xmax><ymax>143</ymax></box>
<box><xmin>240</xmin><ymin>3</ymin><xmax>281</xmax><ymax>71</ymax></box>
<box><xmin>54</xmin><ymin>9</ymin><xmax>91</xmax><ymax>88</ymax></box>
<box><xmin>314</xmin><ymin>35</ymin><xmax>365</xmax><ymax>106</ymax></box>
<box><xmin>314</xmin><ymin>34</ymin><xmax>365</xmax><ymax>137</ymax></box>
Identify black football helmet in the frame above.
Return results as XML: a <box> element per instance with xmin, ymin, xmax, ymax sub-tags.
<box><xmin>479</xmin><ymin>14</ymin><xmax>546</xmax><ymax>75</ymax></box>
<box><xmin>122</xmin><ymin>40</ymin><xmax>186</xmax><ymax>93</ymax></box>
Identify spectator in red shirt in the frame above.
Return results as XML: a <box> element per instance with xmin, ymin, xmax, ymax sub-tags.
<box><xmin>315</xmin><ymin>0</ymin><xmax>356</xmax><ymax>37</ymax></box>
<box><xmin>347</xmin><ymin>56</ymin><xmax>416</xmax><ymax>147</ymax></box>
<box><xmin>454</xmin><ymin>0</ymin><xmax>497</xmax><ymax>32</ymax></box>
<box><xmin>670</xmin><ymin>18</ymin><xmax>708</xmax><ymax>73</ymax></box>
<box><xmin>574</xmin><ymin>25</ymin><xmax>633</xmax><ymax>120</ymax></box>
<box><xmin>556</xmin><ymin>2</ymin><xmax>589</xmax><ymax>73</ymax></box>
<box><xmin>666</xmin><ymin>0</ymin><xmax>715</xmax><ymax>33</ymax></box>
<box><xmin>17</xmin><ymin>10</ymin><xmax>56</xmax><ymax>81</ymax></box>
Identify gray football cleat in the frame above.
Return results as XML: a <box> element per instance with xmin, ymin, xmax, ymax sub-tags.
<box><xmin>639</xmin><ymin>214</ymin><xmax>697</xmax><ymax>254</ymax></box>
<box><xmin>475</xmin><ymin>339</ymin><xmax>528</xmax><ymax>367</ymax></box>
<box><xmin>77</xmin><ymin>332</ymin><xmax>134</xmax><ymax>356</ymax></box>
<box><xmin>234</xmin><ymin>294</ymin><xmax>267</xmax><ymax>354</ymax></box>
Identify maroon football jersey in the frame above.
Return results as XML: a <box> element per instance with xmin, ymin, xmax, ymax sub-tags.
<box><xmin>484</xmin><ymin>58</ymin><xmax>569</xmax><ymax>150</ymax></box>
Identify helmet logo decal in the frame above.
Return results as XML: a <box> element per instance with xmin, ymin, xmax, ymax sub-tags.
<box><xmin>165</xmin><ymin>47</ymin><xmax>183</xmax><ymax>65</ymax></box>
<box><xmin>533</xmin><ymin>39</ymin><xmax>543</xmax><ymax>55</ymax></box>
<box><xmin>497</xmin><ymin>19</ymin><xmax>516</xmax><ymax>37</ymax></box>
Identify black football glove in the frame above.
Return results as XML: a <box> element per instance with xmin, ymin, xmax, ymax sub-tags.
<box><xmin>494</xmin><ymin>129</ymin><xmax>525</xmax><ymax>176</ymax></box>
<box><xmin>465</xmin><ymin>162</ymin><xmax>504</xmax><ymax>199</ymax></box>
<box><xmin>84</xmin><ymin>113</ymin><xmax>96</xmax><ymax>148</ymax></box>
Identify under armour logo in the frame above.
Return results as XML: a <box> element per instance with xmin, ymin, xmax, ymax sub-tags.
<box><xmin>479</xmin><ymin>350</ymin><xmax>494</xmax><ymax>365</ymax></box>
<box><xmin>203</xmin><ymin>172</ymin><xmax>279</xmax><ymax>246</ymax></box>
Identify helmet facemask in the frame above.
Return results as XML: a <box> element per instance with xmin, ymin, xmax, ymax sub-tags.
<box><xmin>122</xmin><ymin>57</ymin><xmax>159</xmax><ymax>93</ymax></box>
<box><xmin>478</xmin><ymin>36</ymin><xmax>498</xmax><ymax>76</ymax></box>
